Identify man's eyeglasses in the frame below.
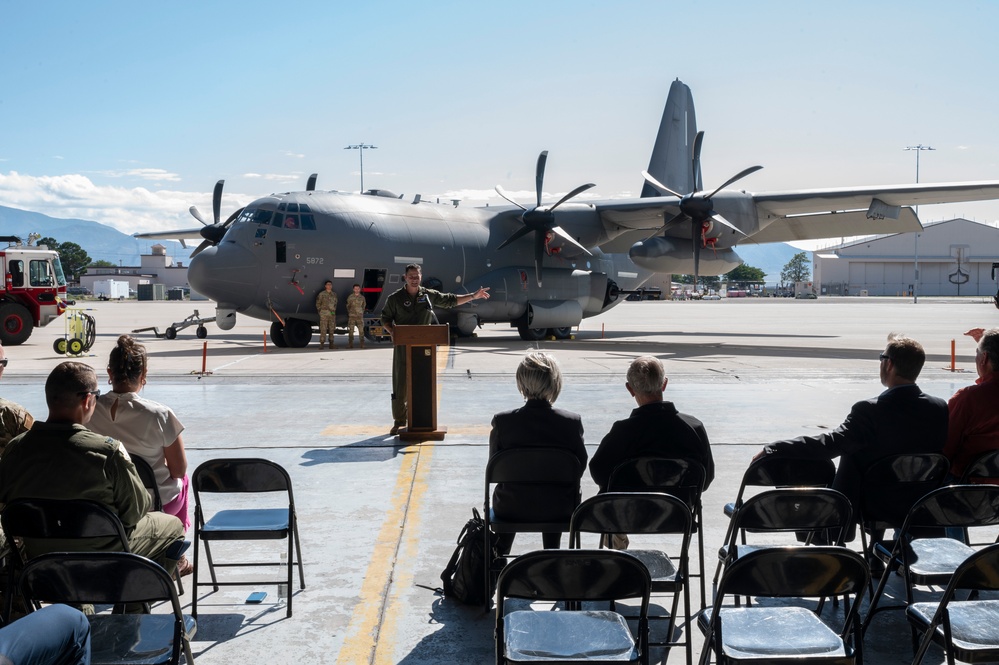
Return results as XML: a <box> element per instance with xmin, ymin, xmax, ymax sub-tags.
<box><xmin>78</xmin><ymin>389</ymin><xmax>101</xmax><ymax>399</ymax></box>
<box><xmin>0</xmin><ymin>358</ymin><xmax>7</xmax><ymax>367</ymax></box>
<box><xmin>879</xmin><ymin>353</ymin><xmax>891</xmax><ymax>362</ymax></box>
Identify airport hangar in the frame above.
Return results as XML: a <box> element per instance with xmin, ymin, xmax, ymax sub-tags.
<box><xmin>812</xmin><ymin>217</ymin><xmax>999</xmax><ymax>297</ymax></box>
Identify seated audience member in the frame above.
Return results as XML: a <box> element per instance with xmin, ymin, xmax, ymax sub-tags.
<box><xmin>589</xmin><ymin>355</ymin><xmax>714</xmax><ymax>492</ymax></box>
<box><xmin>0</xmin><ymin>362</ymin><xmax>185</xmax><ymax>574</ymax></box>
<box><xmin>0</xmin><ymin>604</ymin><xmax>90</xmax><ymax>665</ymax></box>
<box><xmin>489</xmin><ymin>352</ymin><xmax>586</xmax><ymax>551</ymax></box>
<box><xmin>0</xmin><ymin>343</ymin><xmax>33</xmax><ymax>454</ymax></box>
<box><xmin>755</xmin><ymin>333</ymin><xmax>947</xmax><ymax>540</ymax></box>
<box><xmin>944</xmin><ymin>327</ymin><xmax>999</xmax><ymax>479</ymax></box>
<box><xmin>88</xmin><ymin>336</ymin><xmax>192</xmax><ymax>575</ymax></box>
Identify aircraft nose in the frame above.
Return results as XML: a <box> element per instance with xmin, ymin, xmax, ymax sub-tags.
<box><xmin>188</xmin><ymin>244</ymin><xmax>260</xmax><ymax>306</ymax></box>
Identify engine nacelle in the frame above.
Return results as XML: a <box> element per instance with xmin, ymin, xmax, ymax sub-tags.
<box><xmin>215</xmin><ymin>308</ymin><xmax>237</xmax><ymax>330</ymax></box>
<box><xmin>526</xmin><ymin>300</ymin><xmax>583</xmax><ymax>329</ymax></box>
<box><xmin>629</xmin><ymin>237</ymin><xmax>742</xmax><ymax>275</ymax></box>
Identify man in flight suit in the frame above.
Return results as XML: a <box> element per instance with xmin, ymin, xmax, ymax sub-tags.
<box><xmin>316</xmin><ymin>280</ymin><xmax>338</xmax><ymax>350</ymax></box>
<box><xmin>380</xmin><ymin>264</ymin><xmax>490</xmax><ymax>435</ymax></box>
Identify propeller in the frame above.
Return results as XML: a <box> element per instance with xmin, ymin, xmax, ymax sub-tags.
<box><xmin>641</xmin><ymin>131</ymin><xmax>761</xmax><ymax>283</ymax></box>
<box><xmin>494</xmin><ymin>151</ymin><xmax>595</xmax><ymax>286</ymax></box>
<box><xmin>190</xmin><ymin>180</ymin><xmax>244</xmax><ymax>257</ymax></box>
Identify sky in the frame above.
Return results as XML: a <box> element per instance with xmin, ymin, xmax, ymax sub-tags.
<box><xmin>2</xmin><ymin>1</ymin><xmax>998</xmax><ymax>246</ymax></box>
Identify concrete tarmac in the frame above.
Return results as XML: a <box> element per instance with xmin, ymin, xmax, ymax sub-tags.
<box><xmin>3</xmin><ymin>295</ymin><xmax>996</xmax><ymax>664</ymax></box>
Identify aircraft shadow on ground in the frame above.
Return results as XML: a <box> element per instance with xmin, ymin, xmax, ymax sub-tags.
<box><xmin>300</xmin><ymin>437</ymin><xmax>404</xmax><ymax>466</ymax></box>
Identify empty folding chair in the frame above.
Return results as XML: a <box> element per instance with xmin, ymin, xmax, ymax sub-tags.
<box><xmin>608</xmin><ymin>457</ymin><xmax>707</xmax><ymax>610</ymax></box>
<box><xmin>909</xmin><ymin>542</ymin><xmax>999</xmax><ymax>665</ymax></box>
<box><xmin>863</xmin><ymin>484</ymin><xmax>999</xmax><ymax>651</ymax></box>
<box><xmin>495</xmin><ymin>549</ymin><xmax>651</xmax><ymax>665</ymax></box>
<box><xmin>191</xmin><ymin>458</ymin><xmax>305</xmax><ymax>618</ymax></box>
<box><xmin>570</xmin><ymin>492</ymin><xmax>693</xmax><ymax>664</ymax></box>
<box><xmin>713</xmin><ymin>488</ymin><xmax>853</xmax><ymax>599</ymax></box>
<box><xmin>713</xmin><ymin>457</ymin><xmax>835</xmax><ymax>587</ymax></box>
<box><xmin>700</xmin><ymin>546</ymin><xmax>868</xmax><ymax>665</ymax></box>
<box><xmin>20</xmin><ymin>551</ymin><xmax>196</xmax><ymax>665</ymax></box>
<box><xmin>483</xmin><ymin>447</ymin><xmax>582</xmax><ymax>611</ymax></box>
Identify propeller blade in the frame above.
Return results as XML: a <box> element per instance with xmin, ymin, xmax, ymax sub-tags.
<box><xmin>190</xmin><ymin>239</ymin><xmax>213</xmax><ymax>258</ymax></box>
<box><xmin>551</xmin><ymin>225</ymin><xmax>592</xmax><ymax>255</ymax></box>
<box><xmin>706</xmin><ymin>165</ymin><xmax>763</xmax><ymax>199</ymax></box>
<box><xmin>535</xmin><ymin>151</ymin><xmax>548</xmax><ymax>208</ymax></box>
<box><xmin>189</xmin><ymin>206</ymin><xmax>209</xmax><ymax>226</ymax></box>
<box><xmin>691</xmin><ymin>218</ymin><xmax>701</xmax><ymax>285</ymax></box>
<box><xmin>495</xmin><ymin>185</ymin><xmax>527</xmax><ymax>211</ymax></box>
<box><xmin>641</xmin><ymin>211</ymin><xmax>687</xmax><ymax>242</ymax></box>
<box><xmin>548</xmin><ymin>183</ymin><xmax>595</xmax><ymax>212</ymax></box>
<box><xmin>640</xmin><ymin>171</ymin><xmax>684</xmax><ymax>198</ymax></box>
<box><xmin>212</xmin><ymin>180</ymin><xmax>224</xmax><ymax>225</ymax></box>
<box><xmin>710</xmin><ymin>212</ymin><xmax>750</xmax><ymax>238</ymax></box>
<box><xmin>306</xmin><ymin>173</ymin><xmax>318</xmax><ymax>191</ymax></box>
<box><xmin>534</xmin><ymin>233</ymin><xmax>546</xmax><ymax>286</ymax></box>
<box><xmin>692</xmin><ymin>131</ymin><xmax>704</xmax><ymax>190</ymax></box>
<box><xmin>221</xmin><ymin>207</ymin><xmax>244</xmax><ymax>230</ymax></box>
<box><xmin>497</xmin><ymin>225</ymin><xmax>533</xmax><ymax>251</ymax></box>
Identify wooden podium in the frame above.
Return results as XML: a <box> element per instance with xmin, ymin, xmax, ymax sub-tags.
<box><xmin>393</xmin><ymin>324</ymin><xmax>450</xmax><ymax>441</ymax></box>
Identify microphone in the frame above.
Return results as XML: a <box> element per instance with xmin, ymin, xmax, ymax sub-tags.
<box><xmin>424</xmin><ymin>294</ymin><xmax>439</xmax><ymax>324</ymax></box>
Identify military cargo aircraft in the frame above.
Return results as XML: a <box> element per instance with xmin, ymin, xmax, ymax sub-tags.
<box><xmin>136</xmin><ymin>79</ymin><xmax>999</xmax><ymax>346</ymax></box>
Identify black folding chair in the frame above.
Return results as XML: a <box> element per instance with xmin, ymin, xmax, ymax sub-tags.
<box><xmin>863</xmin><ymin>484</ymin><xmax>999</xmax><ymax>651</ymax></box>
<box><xmin>570</xmin><ymin>492</ymin><xmax>693</xmax><ymax>664</ymax></box>
<box><xmin>495</xmin><ymin>549</ymin><xmax>651</xmax><ymax>665</ymax></box>
<box><xmin>713</xmin><ymin>487</ymin><xmax>853</xmax><ymax>601</ymax></box>
<box><xmin>699</xmin><ymin>546</ymin><xmax>868</xmax><ymax>665</ymax></box>
<box><xmin>20</xmin><ymin>551</ymin><xmax>196</xmax><ymax>665</ymax></box>
<box><xmin>608</xmin><ymin>457</ymin><xmax>707</xmax><ymax>610</ymax></box>
<box><xmin>908</xmin><ymin>542</ymin><xmax>999</xmax><ymax>665</ymax></box>
<box><xmin>959</xmin><ymin>449</ymin><xmax>999</xmax><ymax>484</ymax></box>
<box><xmin>132</xmin><ymin>454</ymin><xmax>164</xmax><ymax>511</ymax></box>
<box><xmin>713</xmin><ymin>457</ymin><xmax>835</xmax><ymax>587</ymax></box>
<box><xmin>1</xmin><ymin>498</ymin><xmax>131</xmax><ymax>620</ymax></box>
<box><xmin>857</xmin><ymin>452</ymin><xmax>949</xmax><ymax>592</ymax></box>
<box><xmin>192</xmin><ymin>458</ymin><xmax>305</xmax><ymax>618</ymax></box>
<box><xmin>483</xmin><ymin>447</ymin><xmax>582</xmax><ymax>611</ymax></box>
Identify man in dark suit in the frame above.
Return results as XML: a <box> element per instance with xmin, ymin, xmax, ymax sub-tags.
<box><xmin>756</xmin><ymin>333</ymin><xmax>948</xmax><ymax>540</ymax></box>
<box><xmin>589</xmin><ymin>355</ymin><xmax>714</xmax><ymax>493</ymax></box>
<box><xmin>489</xmin><ymin>352</ymin><xmax>586</xmax><ymax>550</ymax></box>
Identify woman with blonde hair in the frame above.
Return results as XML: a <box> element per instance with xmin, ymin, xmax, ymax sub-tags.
<box><xmin>89</xmin><ymin>335</ymin><xmax>192</xmax><ymax>574</ymax></box>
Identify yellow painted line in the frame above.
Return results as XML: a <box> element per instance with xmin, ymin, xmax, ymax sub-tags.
<box><xmin>336</xmin><ymin>446</ymin><xmax>422</xmax><ymax>663</ymax></box>
<box><xmin>372</xmin><ymin>443</ymin><xmax>435</xmax><ymax>664</ymax></box>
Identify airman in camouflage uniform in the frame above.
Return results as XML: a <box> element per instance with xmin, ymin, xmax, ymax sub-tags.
<box><xmin>346</xmin><ymin>284</ymin><xmax>367</xmax><ymax>349</ymax></box>
<box><xmin>380</xmin><ymin>264</ymin><xmax>490</xmax><ymax>434</ymax></box>
<box><xmin>315</xmin><ymin>280</ymin><xmax>338</xmax><ymax>349</ymax></box>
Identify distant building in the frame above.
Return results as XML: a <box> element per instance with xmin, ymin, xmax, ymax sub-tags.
<box><xmin>813</xmin><ymin>218</ymin><xmax>999</xmax><ymax>297</ymax></box>
<box><xmin>81</xmin><ymin>244</ymin><xmax>193</xmax><ymax>298</ymax></box>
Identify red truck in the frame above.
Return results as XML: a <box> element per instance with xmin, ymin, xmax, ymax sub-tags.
<box><xmin>0</xmin><ymin>236</ymin><xmax>68</xmax><ymax>345</ymax></box>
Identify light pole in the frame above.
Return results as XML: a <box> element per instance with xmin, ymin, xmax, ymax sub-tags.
<box><xmin>344</xmin><ymin>143</ymin><xmax>377</xmax><ymax>194</ymax></box>
<box><xmin>905</xmin><ymin>144</ymin><xmax>934</xmax><ymax>304</ymax></box>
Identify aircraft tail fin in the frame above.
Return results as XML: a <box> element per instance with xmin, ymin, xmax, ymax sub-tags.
<box><xmin>641</xmin><ymin>79</ymin><xmax>698</xmax><ymax>197</ymax></box>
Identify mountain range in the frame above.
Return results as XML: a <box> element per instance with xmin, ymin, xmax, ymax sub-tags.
<box><xmin>0</xmin><ymin>204</ymin><xmax>802</xmax><ymax>282</ymax></box>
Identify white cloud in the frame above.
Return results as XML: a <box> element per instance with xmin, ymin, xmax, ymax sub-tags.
<box><xmin>0</xmin><ymin>171</ymin><xmax>252</xmax><ymax>234</ymax></box>
<box><xmin>96</xmin><ymin>168</ymin><xmax>182</xmax><ymax>182</ymax></box>
<box><xmin>282</xmin><ymin>151</ymin><xmax>305</xmax><ymax>159</ymax></box>
<box><xmin>243</xmin><ymin>172</ymin><xmax>303</xmax><ymax>183</ymax></box>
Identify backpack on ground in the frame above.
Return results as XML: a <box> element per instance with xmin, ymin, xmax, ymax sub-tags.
<box><xmin>440</xmin><ymin>508</ymin><xmax>497</xmax><ymax>605</ymax></box>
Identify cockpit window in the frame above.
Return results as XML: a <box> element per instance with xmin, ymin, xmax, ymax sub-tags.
<box><xmin>237</xmin><ymin>208</ymin><xmax>275</xmax><ymax>226</ymax></box>
<box><xmin>301</xmin><ymin>214</ymin><xmax>316</xmax><ymax>230</ymax></box>
<box><xmin>268</xmin><ymin>207</ymin><xmax>315</xmax><ymax>230</ymax></box>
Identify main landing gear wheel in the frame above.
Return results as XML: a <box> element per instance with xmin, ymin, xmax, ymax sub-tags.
<box><xmin>549</xmin><ymin>327</ymin><xmax>572</xmax><ymax>340</ymax></box>
<box><xmin>165</xmin><ymin>327</ymin><xmax>178</xmax><ymax>340</ymax></box>
<box><xmin>53</xmin><ymin>338</ymin><xmax>68</xmax><ymax>354</ymax></box>
<box><xmin>282</xmin><ymin>318</ymin><xmax>313</xmax><ymax>348</ymax></box>
<box><xmin>196</xmin><ymin>325</ymin><xmax>208</xmax><ymax>339</ymax></box>
<box><xmin>517</xmin><ymin>323</ymin><xmax>547</xmax><ymax>341</ymax></box>
<box><xmin>270</xmin><ymin>322</ymin><xmax>288</xmax><ymax>348</ymax></box>
<box><xmin>0</xmin><ymin>302</ymin><xmax>32</xmax><ymax>346</ymax></box>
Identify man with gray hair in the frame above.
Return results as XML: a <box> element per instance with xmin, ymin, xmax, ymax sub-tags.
<box><xmin>943</xmin><ymin>327</ymin><xmax>999</xmax><ymax>478</ymax></box>
<box><xmin>589</xmin><ymin>355</ymin><xmax>714</xmax><ymax>493</ymax></box>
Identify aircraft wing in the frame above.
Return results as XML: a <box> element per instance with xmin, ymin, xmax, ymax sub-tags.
<box><xmin>753</xmin><ymin>181</ymin><xmax>999</xmax><ymax>217</ymax></box>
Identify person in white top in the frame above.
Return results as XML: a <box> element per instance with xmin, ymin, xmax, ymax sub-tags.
<box><xmin>89</xmin><ymin>335</ymin><xmax>192</xmax><ymax>575</ymax></box>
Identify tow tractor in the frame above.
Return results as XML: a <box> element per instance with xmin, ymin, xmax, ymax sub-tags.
<box><xmin>132</xmin><ymin>310</ymin><xmax>217</xmax><ymax>339</ymax></box>
<box><xmin>0</xmin><ymin>235</ymin><xmax>68</xmax><ymax>345</ymax></box>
